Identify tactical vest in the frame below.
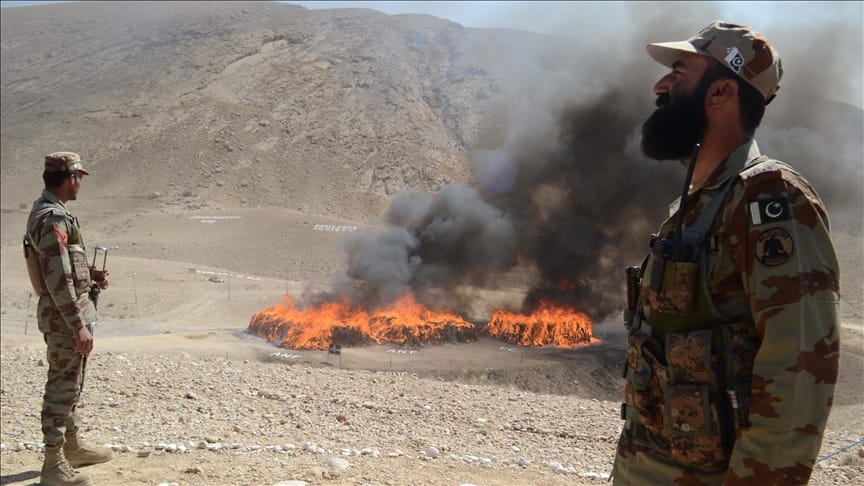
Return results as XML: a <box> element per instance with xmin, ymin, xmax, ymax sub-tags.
<box><xmin>24</xmin><ymin>200</ymin><xmax>92</xmax><ymax>298</ymax></box>
<box><xmin>620</xmin><ymin>157</ymin><xmax>766</xmax><ymax>472</ymax></box>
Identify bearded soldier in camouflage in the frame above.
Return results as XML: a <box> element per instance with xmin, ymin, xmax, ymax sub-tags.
<box><xmin>613</xmin><ymin>22</ymin><xmax>840</xmax><ymax>484</ymax></box>
<box><xmin>25</xmin><ymin>152</ymin><xmax>113</xmax><ymax>486</ymax></box>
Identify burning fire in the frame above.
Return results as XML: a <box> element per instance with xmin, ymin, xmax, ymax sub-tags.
<box><xmin>249</xmin><ymin>293</ymin><xmax>597</xmax><ymax>350</ymax></box>
<box><xmin>482</xmin><ymin>299</ymin><xmax>596</xmax><ymax>347</ymax></box>
<box><xmin>247</xmin><ymin>294</ymin><xmax>478</xmax><ymax>350</ymax></box>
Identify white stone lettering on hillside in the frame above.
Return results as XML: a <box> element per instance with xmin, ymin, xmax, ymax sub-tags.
<box><xmin>375</xmin><ymin>371</ymin><xmax>419</xmax><ymax>379</ymax></box>
<box><xmin>193</xmin><ymin>269</ymin><xmax>262</xmax><ymax>281</ymax></box>
<box><xmin>312</xmin><ymin>224</ymin><xmax>358</xmax><ymax>232</ymax></box>
<box><xmin>189</xmin><ymin>215</ymin><xmax>243</xmax><ymax>224</ymax></box>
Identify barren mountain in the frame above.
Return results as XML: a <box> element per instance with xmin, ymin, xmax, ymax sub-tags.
<box><xmin>1</xmin><ymin>1</ymin><xmax>583</xmax><ymax>219</ymax></box>
<box><xmin>2</xmin><ymin>1</ymin><xmax>860</xmax><ymax>289</ymax></box>
<box><xmin>1</xmin><ymin>1</ymin><xmax>600</xmax><ymax>285</ymax></box>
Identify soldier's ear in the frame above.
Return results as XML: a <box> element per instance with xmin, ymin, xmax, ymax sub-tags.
<box><xmin>705</xmin><ymin>78</ymin><xmax>738</xmax><ymax>109</ymax></box>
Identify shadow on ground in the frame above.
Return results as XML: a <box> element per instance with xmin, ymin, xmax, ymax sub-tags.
<box><xmin>0</xmin><ymin>470</ymin><xmax>39</xmax><ymax>485</ymax></box>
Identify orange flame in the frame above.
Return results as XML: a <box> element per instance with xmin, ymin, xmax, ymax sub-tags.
<box><xmin>247</xmin><ymin>294</ymin><xmax>477</xmax><ymax>350</ymax></box>
<box><xmin>483</xmin><ymin>299</ymin><xmax>596</xmax><ymax>347</ymax></box>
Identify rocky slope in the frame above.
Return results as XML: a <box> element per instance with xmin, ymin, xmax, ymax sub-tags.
<box><xmin>1</xmin><ymin>1</ymin><xmax>589</xmax><ymax>221</ymax></box>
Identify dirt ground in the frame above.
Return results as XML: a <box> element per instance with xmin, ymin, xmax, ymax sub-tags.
<box><xmin>1</xmin><ymin>201</ymin><xmax>862</xmax><ymax>486</ymax></box>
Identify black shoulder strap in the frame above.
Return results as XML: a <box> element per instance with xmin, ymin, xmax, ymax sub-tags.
<box><xmin>680</xmin><ymin>155</ymin><xmax>770</xmax><ymax>248</ymax></box>
<box><xmin>680</xmin><ymin>179</ymin><xmax>734</xmax><ymax>248</ymax></box>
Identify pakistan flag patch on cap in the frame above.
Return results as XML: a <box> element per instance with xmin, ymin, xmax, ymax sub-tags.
<box><xmin>749</xmin><ymin>197</ymin><xmax>790</xmax><ymax>226</ymax></box>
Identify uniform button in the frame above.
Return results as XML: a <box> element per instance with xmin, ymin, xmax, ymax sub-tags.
<box><xmin>681</xmin><ymin>423</ymin><xmax>691</xmax><ymax>432</ymax></box>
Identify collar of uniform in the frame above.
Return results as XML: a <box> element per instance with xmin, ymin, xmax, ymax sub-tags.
<box><xmin>701</xmin><ymin>139</ymin><xmax>762</xmax><ymax>191</ymax></box>
<box><xmin>41</xmin><ymin>189</ymin><xmax>68</xmax><ymax>211</ymax></box>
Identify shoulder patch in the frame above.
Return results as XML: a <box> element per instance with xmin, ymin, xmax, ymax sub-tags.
<box><xmin>749</xmin><ymin>197</ymin><xmax>790</xmax><ymax>226</ymax></box>
<box><xmin>755</xmin><ymin>228</ymin><xmax>794</xmax><ymax>266</ymax></box>
<box><xmin>52</xmin><ymin>223</ymin><xmax>69</xmax><ymax>247</ymax></box>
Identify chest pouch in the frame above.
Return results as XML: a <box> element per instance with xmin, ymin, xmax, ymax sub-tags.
<box><xmin>624</xmin><ymin>327</ymin><xmax>732</xmax><ymax>471</ymax></box>
<box><xmin>663</xmin><ymin>328</ymin><xmax>729</xmax><ymax>470</ymax></box>
<box><xmin>644</xmin><ymin>236</ymin><xmax>700</xmax><ymax>315</ymax></box>
<box><xmin>644</xmin><ymin>179</ymin><xmax>732</xmax><ymax>316</ymax></box>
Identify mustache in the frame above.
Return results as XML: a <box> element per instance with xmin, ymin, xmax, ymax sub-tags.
<box><xmin>655</xmin><ymin>93</ymin><xmax>670</xmax><ymax>108</ymax></box>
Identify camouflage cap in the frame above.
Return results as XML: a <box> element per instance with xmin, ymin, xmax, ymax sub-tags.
<box><xmin>44</xmin><ymin>151</ymin><xmax>90</xmax><ymax>175</ymax></box>
<box><xmin>647</xmin><ymin>21</ymin><xmax>782</xmax><ymax>104</ymax></box>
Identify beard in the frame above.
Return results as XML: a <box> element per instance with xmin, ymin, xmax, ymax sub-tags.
<box><xmin>641</xmin><ymin>88</ymin><xmax>707</xmax><ymax>161</ymax></box>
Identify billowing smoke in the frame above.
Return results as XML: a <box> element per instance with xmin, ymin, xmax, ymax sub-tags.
<box><xmin>342</xmin><ymin>185</ymin><xmax>518</xmax><ymax>304</ymax></box>
<box><xmin>324</xmin><ymin>3</ymin><xmax>863</xmax><ymax>321</ymax></box>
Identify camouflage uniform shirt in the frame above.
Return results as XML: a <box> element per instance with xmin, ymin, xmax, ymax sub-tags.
<box><xmin>26</xmin><ymin>190</ymin><xmax>96</xmax><ymax>333</ymax></box>
<box><xmin>613</xmin><ymin>139</ymin><xmax>840</xmax><ymax>484</ymax></box>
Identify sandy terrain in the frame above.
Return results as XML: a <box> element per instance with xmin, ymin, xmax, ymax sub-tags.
<box><xmin>1</xmin><ymin>200</ymin><xmax>862</xmax><ymax>485</ymax></box>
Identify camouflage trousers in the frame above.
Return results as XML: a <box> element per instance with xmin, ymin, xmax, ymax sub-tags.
<box><xmin>41</xmin><ymin>330</ymin><xmax>84</xmax><ymax>447</ymax></box>
<box><xmin>612</xmin><ymin>431</ymin><xmax>725</xmax><ymax>485</ymax></box>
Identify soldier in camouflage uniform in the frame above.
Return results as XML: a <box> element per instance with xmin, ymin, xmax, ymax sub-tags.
<box><xmin>25</xmin><ymin>152</ymin><xmax>113</xmax><ymax>486</ymax></box>
<box><xmin>613</xmin><ymin>22</ymin><xmax>840</xmax><ymax>485</ymax></box>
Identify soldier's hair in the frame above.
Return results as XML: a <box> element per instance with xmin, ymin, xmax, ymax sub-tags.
<box><xmin>43</xmin><ymin>170</ymin><xmax>74</xmax><ymax>188</ymax></box>
<box><xmin>702</xmin><ymin>58</ymin><xmax>766</xmax><ymax>135</ymax></box>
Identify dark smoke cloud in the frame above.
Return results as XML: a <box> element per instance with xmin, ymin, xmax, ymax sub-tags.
<box><xmin>337</xmin><ymin>185</ymin><xmax>519</xmax><ymax>309</ymax></box>
<box><xmin>320</xmin><ymin>3</ymin><xmax>862</xmax><ymax>322</ymax></box>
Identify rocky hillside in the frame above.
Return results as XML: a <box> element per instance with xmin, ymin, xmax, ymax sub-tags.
<box><xmin>1</xmin><ymin>1</ymin><xmax>589</xmax><ymax>222</ymax></box>
<box><xmin>1</xmin><ymin>1</ymin><xmax>860</xmax><ymax>298</ymax></box>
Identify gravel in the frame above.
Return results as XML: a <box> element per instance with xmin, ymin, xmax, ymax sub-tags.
<box><xmin>1</xmin><ymin>344</ymin><xmax>861</xmax><ymax>485</ymax></box>
<box><xmin>1</xmin><ymin>347</ymin><xmax>621</xmax><ymax>485</ymax></box>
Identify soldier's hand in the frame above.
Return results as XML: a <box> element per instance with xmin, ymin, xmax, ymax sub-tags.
<box><xmin>90</xmin><ymin>267</ymin><xmax>110</xmax><ymax>289</ymax></box>
<box><xmin>74</xmin><ymin>325</ymin><xmax>93</xmax><ymax>356</ymax></box>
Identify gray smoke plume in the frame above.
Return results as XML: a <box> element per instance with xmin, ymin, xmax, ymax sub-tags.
<box><xmin>327</xmin><ymin>3</ymin><xmax>863</xmax><ymax>321</ymax></box>
<box><xmin>342</xmin><ymin>185</ymin><xmax>518</xmax><ymax>306</ymax></box>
